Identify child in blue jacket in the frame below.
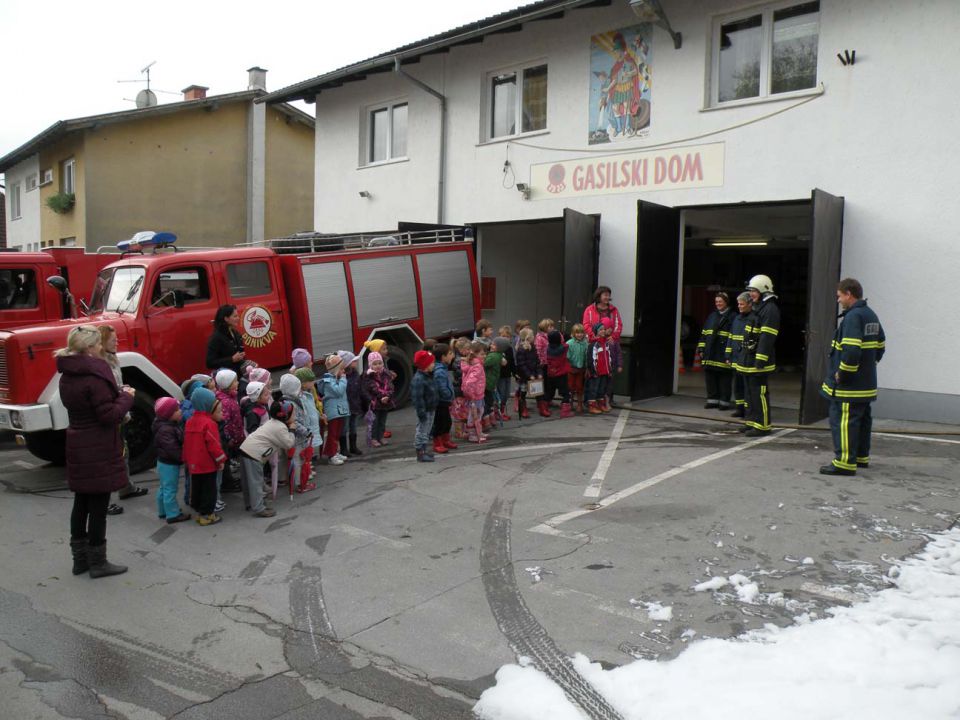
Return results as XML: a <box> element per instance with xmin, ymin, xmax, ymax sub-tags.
<box><xmin>318</xmin><ymin>354</ymin><xmax>349</xmax><ymax>466</ymax></box>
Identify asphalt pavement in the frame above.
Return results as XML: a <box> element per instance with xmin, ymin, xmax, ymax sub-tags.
<box><xmin>0</xmin><ymin>399</ymin><xmax>957</xmax><ymax>720</ymax></box>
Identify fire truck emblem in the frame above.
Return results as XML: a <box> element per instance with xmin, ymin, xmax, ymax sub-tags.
<box><xmin>241</xmin><ymin>306</ymin><xmax>277</xmax><ymax>348</ymax></box>
<box><xmin>547</xmin><ymin>164</ymin><xmax>566</xmax><ymax>193</ymax></box>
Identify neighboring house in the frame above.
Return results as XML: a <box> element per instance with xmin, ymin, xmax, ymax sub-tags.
<box><xmin>261</xmin><ymin>0</ymin><xmax>959</xmax><ymax>424</ymax></box>
<box><xmin>1</xmin><ymin>68</ymin><xmax>314</xmax><ymax>251</ymax></box>
<box><xmin>0</xmin><ymin>187</ymin><xmax>6</xmax><ymax>249</ymax></box>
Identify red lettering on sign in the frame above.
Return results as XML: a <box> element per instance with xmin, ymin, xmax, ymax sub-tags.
<box><xmin>584</xmin><ymin>164</ymin><xmax>595</xmax><ymax>190</ymax></box>
<box><xmin>654</xmin><ymin>157</ymin><xmax>666</xmax><ymax>184</ymax></box>
<box><xmin>573</xmin><ymin>165</ymin><xmax>584</xmax><ymax>191</ymax></box>
<box><xmin>682</xmin><ymin>153</ymin><xmax>703</xmax><ymax>182</ymax></box>
<box><xmin>668</xmin><ymin>155</ymin><xmax>682</xmax><ymax>182</ymax></box>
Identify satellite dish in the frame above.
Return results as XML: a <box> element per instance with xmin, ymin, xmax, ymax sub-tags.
<box><xmin>135</xmin><ymin>89</ymin><xmax>158</xmax><ymax>108</ymax></box>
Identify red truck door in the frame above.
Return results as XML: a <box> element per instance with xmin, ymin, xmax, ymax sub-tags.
<box><xmin>221</xmin><ymin>258</ymin><xmax>290</xmax><ymax>371</ymax></box>
<box><xmin>0</xmin><ymin>263</ymin><xmax>57</xmax><ymax>330</ymax></box>
<box><xmin>143</xmin><ymin>261</ymin><xmax>220</xmax><ymax>381</ymax></box>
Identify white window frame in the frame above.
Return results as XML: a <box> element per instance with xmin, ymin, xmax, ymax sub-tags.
<box><xmin>363</xmin><ymin>100</ymin><xmax>409</xmax><ymax>166</ymax></box>
<box><xmin>61</xmin><ymin>158</ymin><xmax>76</xmax><ymax>194</ymax></box>
<box><xmin>10</xmin><ymin>183</ymin><xmax>22</xmax><ymax>220</ymax></box>
<box><xmin>709</xmin><ymin>0</ymin><xmax>820</xmax><ymax>108</ymax></box>
<box><xmin>483</xmin><ymin>60</ymin><xmax>549</xmax><ymax>142</ymax></box>
<box><xmin>40</xmin><ymin>168</ymin><xmax>53</xmax><ymax>186</ymax></box>
<box><xmin>26</xmin><ymin>174</ymin><xmax>38</xmax><ymax>192</ymax></box>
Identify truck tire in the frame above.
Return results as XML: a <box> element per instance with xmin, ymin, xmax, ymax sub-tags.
<box><xmin>386</xmin><ymin>345</ymin><xmax>413</xmax><ymax>408</ymax></box>
<box><xmin>24</xmin><ymin>429</ymin><xmax>66</xmax><ymax>466</ymax></box>
<box><xmin>125</xmin><ymin>392</ymin><xmax>158</xmax><ymax>475</ymax></box>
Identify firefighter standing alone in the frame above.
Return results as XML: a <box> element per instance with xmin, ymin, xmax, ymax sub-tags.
<box><xmin>735</xmin><ymin>274</ymin><xmax>780</xmax><ymax>436</ymax></box>
<box><xmin>819</xmin><ymin>278</ymin><xmax>886</xmax><ymax>476</ymax></box>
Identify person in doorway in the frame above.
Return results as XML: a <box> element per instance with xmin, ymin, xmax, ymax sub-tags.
<box><xmin>206</xmin><ymin>305</ymin><xmax>246</xmax><ymax>376</ymax></box>
<box><xmin>582</xmin><ymin>286</ymin><xmax>624</xmax><ymax>343</ymax></box>
<box><xmin>737</xmin><ymin>275</ymin><xmax>780</xmax><ymax>436</ymax></box>
<box><xmin>819</xmin><ymin>278</ymin><xmax>886</xmax><ymax>476</ymax></box>
<box><xmin>725</xmin><ymin>292</ymin><xmax>754</xmax><ymax>418</ymax></box>
<box><xmin>698</xmin><ymin>291</ymin><xmax>734</xmax><ymax>410</ymax></box>
<box><xmin>58</xmin><ymin>326</ymin><xmax>136</xmax><ymax>579</ymax></box>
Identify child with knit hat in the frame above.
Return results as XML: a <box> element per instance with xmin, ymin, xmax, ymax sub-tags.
<box><xmin>183</xmin><ymin>387</ymin><xmax>226</xmax><ymax>525</ymax></box>
<box><xmin>294</xmin><ymin>367</ymin><xmax>322</xmax><ymax>484</ymax></box>
<box><xmin>239</xmin><ymin>400</ymin><xmax>297</xmax><ymax>516</ymax></box>
<box><xmin>545</xmin><ymin>331</ymin><xmax>574</xmax><ymax>418</ymax></box>
<box><xmin>586</xmin><ymin>320</ymin><xmax>613</xmax><ymax>414</ymax></box>
<box><xmin>337</xmin><ymin>351</ymin><xmax>365</xmax><ymax>457</ymax></box>
<box><xmin>153</xmin><ymin>397</ymin><xmax>189</xmax><ymax>523</ymax></box>
<box><xmin>318</xmin><ymin>356</ymin><xmax>350</xmax><ymax>465</ymax></box>
<box><xmin>291</xmin><ymin>348</ymin><xmax>312</xmax><ymax>373</ymax></box>
<box><xmin>214</xmin><ymin>369</ymin><xmax>244</xmax><ymax>502</ymax></box>
<box><xmin>362</xmin><ymin>339</ymin><xmax>393</xmax><ymax>439</ymax></box>
<box><xmin>280</xmin><ymin>373</ymin><xmax>315</xmax><ymax>491</ymax></box>
<box><xmin>362</xmin><ymin>351</ymin><xmax>394</xmax><ymax>447</ymax></box>
<box><xmin>461</xmin><ymin>341</ymin><xmax>489</xmax><ymax>443</ymax></box>
<box><xmin>410</xmin><ymin>350</ymin><xmax>438</xmax><ymax>461</ymax></box>
<box><xmin>566</xmin><ymin>324</ymin><xmax>588</xmax><ymax>414</ymax></box>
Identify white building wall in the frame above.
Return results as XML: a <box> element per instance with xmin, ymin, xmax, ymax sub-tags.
<box><xmin>311</xmin><ymin>0</ymin><xmax>960</xmax><ymax>405</ymax></box>
<box><xmin>4</xmin><ymin>154</ymin><xmax>41</xmax><ymax>250</ymax></box>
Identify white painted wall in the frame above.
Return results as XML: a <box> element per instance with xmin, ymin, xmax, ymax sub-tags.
<box><xmin>4</xmin><ymin>154</ymin><xmax>40</xmax><ymax>249</ymax></box>
<box><xmin>311</xmin><ymin>0</ymin><xmax>960</xmax><ymax>401</ymax></box>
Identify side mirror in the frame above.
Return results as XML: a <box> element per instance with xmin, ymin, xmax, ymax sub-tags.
<box><xmin>46</xmin><ymin>275</ymin><xmax>77</xmax><ymax>319</ymax></box>
<box><xmin>46</xmin><ymin>275</ymin><xmax>68</xmax><ymax>292</ymax></box>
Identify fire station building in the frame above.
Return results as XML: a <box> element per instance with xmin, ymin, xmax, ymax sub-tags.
<box><xmin>262</xmin><ymin>0</ymin><xmax>960</xmax><ymax>425</ymax></box>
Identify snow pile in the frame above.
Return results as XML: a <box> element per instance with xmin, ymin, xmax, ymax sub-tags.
<box><xmin>474</xmin><ymin>529</ymin><xmax>960</xmax><ymax>720</ymax></box>
<box><xmin>629</xmin><ymin>599</ymin><xmax>673</xmax><ymax>621</ymax></box>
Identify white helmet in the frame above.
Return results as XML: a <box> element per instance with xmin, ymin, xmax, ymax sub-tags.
<box><xmin>746</xmin><ymin>274</ymin><xmax>774</xmax><ymax>294</ymax></box>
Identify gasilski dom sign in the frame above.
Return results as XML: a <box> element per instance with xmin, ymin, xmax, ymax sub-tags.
<box><xmin>530</xmin><ymin>142</ymin><xmax>724</xmax><ymax>199</ymax></box>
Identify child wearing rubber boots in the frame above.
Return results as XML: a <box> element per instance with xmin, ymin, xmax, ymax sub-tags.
<box><xmin>411</xmin><ymin>350</ymin><xmax>438</xmax><ymax>462</ymax></box>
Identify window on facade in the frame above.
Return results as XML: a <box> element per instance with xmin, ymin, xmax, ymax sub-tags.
<box><xmin>151</xmin><ymin>267</ymin><xmax>211</xmax><ymax>306</ymax></box>
<box><xmin>714</xmin><ymin>1</ymin><xmax>819</xmax><ymax>105</ymax></box>
<box><xmin>489</xmin><ymin>63</ymin><xmax>548</xmax><ymax>139</ymax></box>
<box><xmin>26</xmin><ymin>174</ymin><xmax>38</xmax><ymax>192</ymax></box>
<box><xmin>61</xmin><ymin>158</ymin><xmax>76</xmax><ymax>194</ymax></box>
<box><xmin>10</xmin><ymin>184</ymin><xmax>21</xmax><ymax>220</ymax></box>
<box><xmin>60</xmin><ymin>237</ymin><xmax>77</xmax><ymax>247</ymax></box>
<box><xmin>368</xmin><ymin>102</ymin><xmax>408</xmax><ymax>163</ymax></box>
<box><xmin>227</xmin><ymin>262</ymin><xmax>273</xmax><ymax>298</ymax></box>
<box><xmin>0</xmin><ymin>269</ymin><xmax>37</xmax><ymax>309</ymax></box>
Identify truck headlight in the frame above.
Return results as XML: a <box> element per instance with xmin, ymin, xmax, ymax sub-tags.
<box><xmin>9</xmin><ymin>410</ymin><xmax>22</xmax><ymax>429</ymax></box>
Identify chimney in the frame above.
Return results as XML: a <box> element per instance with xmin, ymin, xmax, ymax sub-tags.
<box><xmin>182</xmin><ymin>85</ymin><xmax>209</xmax><ymax>101</ymax></box>
<box><xmin>247</xmin><ymin>66</ymin><xmax>268</xmax><ymax>92</ymax></box>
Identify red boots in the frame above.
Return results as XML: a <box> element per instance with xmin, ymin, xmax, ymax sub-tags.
<box><xmin>442</xmin><ymin>433</ymin><xmax>458</xmax><ymax>449</ymax></box>
<box><xmin>560</xmin><ymin>402</ymin><xmax>574</xmax><ymax>418</ymax></box>
<box><xmin>432</xmin><ymin>436</ymin><xmax>449</xmax><ymax>454</ymax></box>
<box><xmin>537</xmin><ymin>400</ymin><xmax>552</xmax><ymax>417</ymax></box>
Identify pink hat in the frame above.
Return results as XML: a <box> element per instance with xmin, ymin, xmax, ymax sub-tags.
<box><xmin>600</xmin><ymin>317</ymin><xmax>614</xmax><ymax>330</ymax></box>
<box><xmin>246</xmin><ymin>366</ymin><xmax>271</xmax><ymax>385</ymax></box>
<box><xmin>155</xmin><ymin>396</ymin><xmax>179</xmax><ymax>420</ymax></box>
<box><xmin>367</xmin><ymin>351</ymin><xmax>383</xmax><ymax>365</ymax></box>
<box><xmin>291</xmin><ymin>348</ymin><xmax>312</xmax><ymax>369</ymax></box>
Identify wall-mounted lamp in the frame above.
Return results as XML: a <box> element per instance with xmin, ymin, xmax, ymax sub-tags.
<box><xmin>629</xmin><ymin>0</ymin><xmax>682</xmax><ymax>49</ymax></box>
<box><xmin>709</xmin><ymin>236</ymin><xmax>769</xmax><ymax>248</ymax></box>
<box><xmin>358</xmin><ymin>190</ymin><xmax>372</xmax><ymax>199</ymax></box>
<box><xmin>516</xmin><ymin>182</ymin><xmax>531</xmax><ymax>200</ymax></box>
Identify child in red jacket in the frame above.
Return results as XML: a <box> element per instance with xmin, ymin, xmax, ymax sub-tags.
<box><xmin>183</xmin><ymin>387</ymin><xmax>226</xmax><ymax>526</ymax></box>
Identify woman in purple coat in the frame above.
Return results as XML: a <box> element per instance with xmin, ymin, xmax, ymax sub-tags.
<box><xmin>57</xmin><ymin>326</ymin><xmax>136</xmax><ymax>578</ymax></box>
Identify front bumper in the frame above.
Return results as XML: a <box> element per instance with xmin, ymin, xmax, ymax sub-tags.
<box><xmin>0</xmin><ymin>404</ymin><xmax>54</xmax><ymax>433</ymax></box>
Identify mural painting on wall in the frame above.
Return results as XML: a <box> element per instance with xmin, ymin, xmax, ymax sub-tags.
<box><xmin>589</xmin><ymin>24</ymin><xmax>652</xmax><ymax>145</ymax></box>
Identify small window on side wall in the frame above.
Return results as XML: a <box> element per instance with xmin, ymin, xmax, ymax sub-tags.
<box><xmin>367</xmin><ymin>102</ymin><xmax>408</xmax><ymax>164</ymax></box>
<box><xmin>712</xmin><ymin>1</ymin><xmax>819</xmax><ymax>106</ymax></box>
<box><xmin>61</xmin><ymin>158</ymin><xmax>76</xmax><ymax>194</ymax></box>
<box><xmin>227</xmin><ymin>262</ymin><xmax>273</xmax><ymax>298</ymax></box>
<box><xmin>487</xmin><ymin>62</ymin><xmax>548</xmax><ymax>140</ymax></box>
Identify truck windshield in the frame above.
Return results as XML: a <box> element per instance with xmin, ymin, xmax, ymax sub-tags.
<box><xmin>89</xmin><ymin>267</ymin><xmax>146</xmax><ymax>314</ymax></box>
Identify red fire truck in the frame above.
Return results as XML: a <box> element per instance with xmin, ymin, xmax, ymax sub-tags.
<box><xmin>0</xmin><ymin>248</ymin><xmax>114</xmax><ymax>330</ymax></box>
<box><xmin>0</xmin><ymin>228</ymin><xmax>479</xmax><ymax>472</ymax></box>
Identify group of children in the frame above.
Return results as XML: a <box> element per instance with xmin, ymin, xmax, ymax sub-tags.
<box><xmin>148</xmin><ymin>318</ymin><xmax>623</xmax><ymax>519</ymax></box>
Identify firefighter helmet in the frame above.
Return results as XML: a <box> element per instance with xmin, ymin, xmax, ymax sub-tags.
<box><xmin>746</xmin><ymin>274</ymin><xmax>774</xmax><ymax>294</ymax></box>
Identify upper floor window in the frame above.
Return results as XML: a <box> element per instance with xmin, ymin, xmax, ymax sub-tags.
<box><xmin>487</xmin><ymin>62</ymin><xmax>548</xmax><ymax>140</ymax></box>
<box><xmin>25</xmin><ymin>174</ymin><xmax>38</xmax><ymax>192</ymax></box>
<box><xmin>61</xmin><ymin>158</ymin><xmax>76</xmax><ymax>194</ymax></box>
<box><xmin>9</xmin><ymin>183</ymin><xmax>21</xmax><ymax>220</ymax></box>
<box><xmin>367</xmin><ymin>102</ymin><xmax>408</xmax><ymax>164</ymax></box>
<box><xmin>711</xmin><ymin>1</ymin><xmax>819</xmax><ymax>106</ymax></box>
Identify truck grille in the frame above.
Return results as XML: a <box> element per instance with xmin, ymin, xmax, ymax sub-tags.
<box><xmin>0</xmin><ymin>342</ymin><xmax>7</xmax><ymax>389</ymax></box>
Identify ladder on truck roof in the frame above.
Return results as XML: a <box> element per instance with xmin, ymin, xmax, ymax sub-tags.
<box><xmin>242</xmin><ymin>227</ymin><xmax>471</xmax><ymax>255</ymax></box>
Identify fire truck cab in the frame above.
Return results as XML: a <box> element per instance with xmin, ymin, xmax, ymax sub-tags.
<box><xmin>0</xmin><ymin>228</ymin><xmax>479</xmax><ymax>473</ymax></box>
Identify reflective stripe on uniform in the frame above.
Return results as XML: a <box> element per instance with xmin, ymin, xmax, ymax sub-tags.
<box><xmin>820</xmin><ymin>383</ymin><xmax>877</xmax><ymax>398</ymax></box>
<box><xmin>839</xmin><ymin>361</ymin><xmax>859</xmax><ymax>372</ymax></box>
<box><xmin>760</xmin><ymin>327</ymin><xmax>778</xmax><ymax>336</ymax></box>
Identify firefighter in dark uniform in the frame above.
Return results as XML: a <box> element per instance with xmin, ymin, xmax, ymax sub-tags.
<box><xmin>819</xmin><ymin>278</ymin><xmax>885</xmax><ymax>476</ymax></box>
<box><xmin>735</xmin><ymin>274</ymin><xmax>779</xmax><ymax>436</ymax></box>
<box><xmin>697</xmin><ymin>291</ymin><xmax>734</xmax><ymax>410</ymax></box>
<box><xmin>725</xmin><ymin>291</ymin><xmax>753</xmax><ymax>418</ymax></box>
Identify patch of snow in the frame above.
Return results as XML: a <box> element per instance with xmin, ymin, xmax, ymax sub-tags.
<box><xmin>802</xmin><ymin>557</ymin><xmax>815</xmax><ymax>565</ymax></box>
<box><xmin>694</xmin><ymin>576</ymin><xmax>728</xmax><ymax>592</ymax></box>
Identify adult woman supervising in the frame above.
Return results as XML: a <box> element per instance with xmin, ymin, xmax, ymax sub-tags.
<box><xmin>206</xmin><ymin>304</ymin><xmax>246</xmax><ymax>375</ymax></box>
<box><xmin>57</xmin><ymin>326</ymin><xmax>136</xmax><ymax>579</ymax></box>
<box><xmin>582</xmin><ymin>286</ymin><xmax>623</xmax><ymax>342</ymax></box>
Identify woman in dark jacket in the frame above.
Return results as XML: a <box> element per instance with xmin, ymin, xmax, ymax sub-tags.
<box><xmin>57</xmin><ymin>326</ymin><xmax>136</xmax><ymax>578</ymax></box>
<box><xmin>206</xmin><ymin>305</ymin><xmax>246</xmax><ymax>375</ymax></box>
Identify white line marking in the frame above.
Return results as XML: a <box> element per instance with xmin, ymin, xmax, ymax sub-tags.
<box><xmin>332</xmin><ymin>524</ymin><xmax>411</xmax><ymax>550</ymax></box>
<box><xmin>881</xmin><ymin>433</ymin><xmax>960</xmax><ymax>446</ymax></box>
<box><xmin>14</xmin><ymin>459</ymin><xmax>39</xmax><ymax>470</ymax></box>
<box><xmin>585</xmin><ymin>410</ymin><xmax>630</xmax><ymax>498</ymax></box>
<box><xmin>530</xmin><ymin>429</ymin><xmax>795</xmax><ymax>533</ymax></box>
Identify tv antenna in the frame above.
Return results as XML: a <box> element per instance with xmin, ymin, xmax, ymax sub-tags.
<box><xmin>118</xmin><ymin>61</ymin><xmax>180</xmax><ymax>108</ymax></box>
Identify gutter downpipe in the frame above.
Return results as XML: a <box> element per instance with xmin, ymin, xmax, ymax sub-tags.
<box><xmin>394</xmin><ymin>57</ymin><xmax>445</xmax><ymax>224</ymax></box>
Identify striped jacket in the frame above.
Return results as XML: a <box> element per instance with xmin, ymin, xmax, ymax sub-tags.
<box><xmin>697</xmin><ymin>309</ymin><xmax>733</xmax><ymax>368</ymax></box>
<box><xmin>734</xmin><ymin>295</ymin><xmax>780</xmax><ymax>374</ymax></box>
<box><xmin>820</xmin><ymin>299</ymin><xmax>885</xmax><ymax>402</ymax></box>
<box><xmin>725</xmin><ymin>311</ymin><xmax>750</xmax><ymax>366</ymax></box>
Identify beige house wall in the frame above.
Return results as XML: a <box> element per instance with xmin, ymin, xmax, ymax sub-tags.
<box><xmin>264</xmin><ymin>108</ymin><xmax>314</xmax><ymax>239</ymax></box>
<box><xmin>83</xmin><ymin>103</ymin><xmax>249</xmax><ymax>248</ymax></box>
<box><xmin>39</xmin><ymin>135</ymin><xmax>86</xmax><ymax>247</ymax></box>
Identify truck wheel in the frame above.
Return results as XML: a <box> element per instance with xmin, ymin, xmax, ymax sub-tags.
<box><xmin>125</xmin><ymin>392</ymin><xmax>158</xmax><ymax>475</ymax></box>
<box><xmin>24</xmin><ymin>430</ymin><xmax>66</xmax><ymax>466</ymax></box>
<box><xmin>386</xmin><ymin>346</ymin><xmax>413</xmax><ymax>408</ymax></box>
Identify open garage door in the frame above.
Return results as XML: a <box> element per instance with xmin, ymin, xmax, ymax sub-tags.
<box><xmin>633</xmin><ymin>200</ymin><xmax>681</xmax><ymax>400</ymax></box>
<box><xmin>800</xmin><ymin>189</ymin><xmax>845</xmax><ymax>424</ymax></box>
<box><xmin>561</xmin><ymin>209</ymin><xmax>599</xmax><ymax>335</ymax></box>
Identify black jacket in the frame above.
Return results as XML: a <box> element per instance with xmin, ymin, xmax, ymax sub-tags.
<box><xmin>820</xmin><ymin>299</ymin><xmax>886</xmax><ymax>403</ymax></box>
<box><xmin>206</xmin><ymin>326</ymin><xmax>245</xmax><ymax>372</ymax></box>
<box><xmin>698</xmin><ymin>309</ymin><xmax>733</xmax><ymax>368</ymax></box>
<box><xmin>152</xmin><ymin>418</ymin><xmax>183</xmax><ymax>466</ymax></box>
<box><xmin>736</xmin><ymin>296</ymin><xmax>780</xmax><ymax>374</ymax></box>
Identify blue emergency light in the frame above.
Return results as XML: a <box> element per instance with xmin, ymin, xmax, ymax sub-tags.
<box><xmin>117</xmin><ymin>231</ymin><xmax>178</xmax><ymax>253</ymax></box>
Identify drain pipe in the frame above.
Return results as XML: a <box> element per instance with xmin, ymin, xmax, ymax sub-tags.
<box><xmin>394</xmin><ymin>57</ymin><xmax>445</xmax><ymax>224</ymax></box>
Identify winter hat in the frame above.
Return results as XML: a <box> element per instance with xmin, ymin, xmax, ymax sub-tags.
<box><xmin>413</xmin><ymin>350</ymin><xmax>433</xmax><ymax>371</ymax></box>
<box><xmin>337</xmin><ymin>350</ymin><xmax>358</xmax><ymax>368</ymax></box>
<box><xmin>546</xmin><ymin>330</ymin><xmax>565</xmax><ymax>357</ymax></box>
<box><xmin>215</xmin><ymin>369</ymin><xmax>238</xmax><ymax>390</ymax></box>
<box><xmin>363</xmin><ymin>339</ymin><xmax>387</xmax><ymax>353</ymax></box>
<box><xmin>190</xmin><ymin>386</ymin><xmax>216</xmax><ymax>414</ymax></box>
<box><xmin>279</xmin><ymin>373</ymin><xmax>302</xmax><ymax>398</ymax></box>
<box><xmin>294</xmin><ymin>367</ymin><xmax>316</xmax><ymax>384</ymax></box>
<box><xmin>246</xmin><ymin>365</ymin><xmax>271</xmax><ymax>385</ymax></box>
<box><xmin>291</xmin><ymin>348</ymin><xmax>312</xmax><ymax>369</ymax></box>
<box><xmin>325</xmin><ymin>354</ymin><xmax>343</xmax><ymax>372</ymax></box>
<box><xmin>182</xmin><ymin>374</ymin><xmax>210</xmax><ymax>397</ymax></box>
<box><xmin>600</xmin><ymin>317</ymin><xmax>614</xmax><ymax>331</ymax></box>
<box><xmin>245</xmin><ymin>381</ymin><xmax>266</xmax><ymax>401</ymax></box>
<box><xmin>367</xmin><ymin>351</ymin><xmax>383</xmax><ymax>368</ymax></box>
<box><xmin>154</xmin><ymin>396</ymin><xmax>179</xmax><ymax>420</ymax></box>
<box><xmin>493</xmin><ymin>336</ymin><xmax>511</xmax><ymax>353</ymax></box>
<box><xmin>269</xmin><ymin>400</ymin><xmax>294</xmax><ymax>421</ymax></box>
<box><xmin>592</xmin><ymin>321</ymin><xmax>605</xmax><ymax>336</ymax></box>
